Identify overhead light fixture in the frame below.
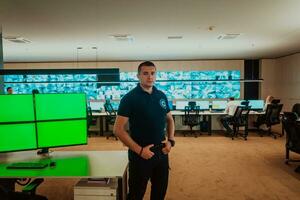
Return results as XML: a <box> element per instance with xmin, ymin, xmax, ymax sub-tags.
<box><xmin>167</xmin><ymin>36</ymin><xmax>183</xmax><ymax>39</ymax></box>
<box><xmin>217</xmin><ymin>34</ymin><xmax>240</xmax><ymax>40</ymax></box>
<box><xmin>4</xmin><ymin>36</ymin><xmax>31</xmax><ymax>43</ymax></box>
<box><xmin>110</xmin><ymin>34</ymin><xmax>134</xmax><ymax>42</ymax></box>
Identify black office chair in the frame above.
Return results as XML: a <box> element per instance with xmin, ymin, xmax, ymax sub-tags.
<box><xmin>0</xmin><ymin>178</ymin><xmax>47</xmax><ymax>200</ymax></box>
<box><xmin>104</xmin><ymin>103</ymin><xmax>118</xmax><ymax>140</ymax></box>
<box><xmin>292</xmin><ymin>103</ymin><xmax>300</xmax><ymax>117</ymax></box>
<box><xmin>282</xmin><ymin>112</ymin><xmax>300</xmax><ymax>172</ymax></box>
<box><xmin>229</xmin><ymin>106</ymin><xmax>251</xmax><ymax>140</ymax></box>
<box><xmin>183</xmin><ymin>103</ymin><xmax>200</xmax><ymax>137</ymax></box>
<box><xmin>255</xmin><ymin>103</ymin><xmax>283</xmax><ymax>139</ymax></box>
<box><xmin>87</xmin><ymin>107</ymin><xmax>98</xmax><ymax>137</ymax></box>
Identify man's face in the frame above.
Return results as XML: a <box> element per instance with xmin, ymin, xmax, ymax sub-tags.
<box><xmin>7</xmin><ymin>88</ymin><xmax>13</xmax><ymax>94</ymax></box>
<box><xmin>137</xmin><ymin>66</ymin><xmax>156</xmax><ymax>88</ymax></box>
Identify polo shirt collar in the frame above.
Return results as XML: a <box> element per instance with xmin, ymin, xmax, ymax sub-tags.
<box><xmin>136</xmin><ymin>83</ymin><xmax>157</xmax><ymax>94</ymax></box>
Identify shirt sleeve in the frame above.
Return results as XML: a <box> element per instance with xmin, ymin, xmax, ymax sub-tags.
<box><xmin>117</xmin><ymin>95</ymin><xmax>132</xmax><ymax>117</ymax></box>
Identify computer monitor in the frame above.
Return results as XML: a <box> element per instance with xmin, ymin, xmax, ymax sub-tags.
<box><xmin>0</xmin><ymin>94</ymin><xmax>37</xmax><ymax>153</ymax></box>
<box><xmin>248</xmin><ymin>100</ymin><xmax>264</xmax><ymax>110</ymax></box>
<box><xmin>89</xmin><ymin>101</ymin><xmax>104</xmax><ymax>111</ymax></box>
<box><xmin>35</xmin><ymin>93</ymin><xmax>87</xmax><ymax>149</ymax></box>
<box><xmin>175</xmin><ymin>100</ymin><xmax>189</xmax><ymax>110</ymax></box>
<box><xmin>196</xmin><ymin>101</ymin><xmax>210</xmax><ymax>110</ymax></box>
<box><xmin>212</xmin><ymin>100</ymin><xmax>227</xmax><ymax>110</ymax></box>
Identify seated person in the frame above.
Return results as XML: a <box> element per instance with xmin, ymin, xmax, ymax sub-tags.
<box><xmin>220</xmin><ymin>97</ymin><xmax>238</xmax><ymax>134</ymax></box>
<box><xmin>255</xmin><ymin>95</ymin><xmax>274</xmax><ymax>128</ymax></box>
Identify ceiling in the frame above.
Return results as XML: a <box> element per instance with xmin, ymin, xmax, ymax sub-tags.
<box><xmin>1</xmin><ymin>0</ymin><xmax>300</xmax><ymax>62</ymax></box>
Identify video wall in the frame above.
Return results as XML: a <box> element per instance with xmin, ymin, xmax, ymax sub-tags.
<box><xmin>3</xmin><ymin>70</ymin><xmax>240</xmax><ymax>100</ymax></box>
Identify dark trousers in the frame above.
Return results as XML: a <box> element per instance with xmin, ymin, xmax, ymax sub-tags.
<box><xmin>220</xmin><ymin>115</ymin><xmax>234</xmax><ymax>133</ymax></box>
<box><xmin>127</xmin><ymin>149</ymin><xmax>169</xmax><ymax>200</ymax></box>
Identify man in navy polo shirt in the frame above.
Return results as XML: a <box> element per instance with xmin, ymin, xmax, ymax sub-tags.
<box><xmin>114</xmin><ymin>61</ymin><xmax>175</xmax><ymax>200</ymax></box>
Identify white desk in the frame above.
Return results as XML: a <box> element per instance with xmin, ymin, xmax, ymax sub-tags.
<box><xmin>0</xmin><ymin>151</ymin><xmax>128</xmax><ymax>200</ymax></box>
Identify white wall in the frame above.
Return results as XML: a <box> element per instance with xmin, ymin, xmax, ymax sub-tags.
<box><xmin>261</xmin><ymin>53</ymin><xmax>300</xmax><ymax>111</ymax></box>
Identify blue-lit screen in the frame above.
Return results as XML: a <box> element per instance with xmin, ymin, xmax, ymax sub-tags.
<box><xmin>3</xmin><ymin>70</ymin><xmax>240</xmax><ymax>100</ymax></box>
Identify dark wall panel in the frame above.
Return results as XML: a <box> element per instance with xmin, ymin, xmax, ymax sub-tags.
<box><xmin>244</xmin><ymin>59</ymin><xmax>260</xmax><ymax>100</ymax></box>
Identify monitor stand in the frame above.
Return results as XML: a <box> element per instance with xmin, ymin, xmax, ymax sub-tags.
<box><xmin>37</xmin><ymin>148</ymin><xmax>50</xmax><ymax>155</ymax></box>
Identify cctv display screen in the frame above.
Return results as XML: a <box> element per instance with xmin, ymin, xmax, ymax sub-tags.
<box><xmin>196</xmin><ymin>101</ymin><xmax>210</xmax><ymax>110</ymax></box>
<box><xmin>4</xmin><ymin>70</ymin><xmax>240</xmax><ymax>100</ymax></box>
<box><xmin>0</xmin><ymin>95</ymin><xmax>35</xmax><ymax>123</ymax></box>
<box><xmin>168</xmin><ymin>101</ymin><xmax>173</xmax><ymax>110</ymax></box>
<box><xmin>175</xmin><ymin>101</ymin><xmax>189</xmax><ymax>110</ymax></box>
<box><xmin>35</xmin><ymin>93</ymin><xmax>87</xmax><ymax>120</ymax></box>
<box><xmin>249</xmin><ymin>100</ymin><xmax>264</xmax><ymax>110</ymax></box>
<box><xmin>37</xmin><ymin>120</ymin><xmax>87</xmax><ymax>148</ymax></box>
<box><xmin>212</xmin><ymin>100</ymin><xmax>227</xmax><ymax>110</ymax></box>
<box><xmin>0</xmin><ymin>123</ymin><xmax>37</xmax><ymax>153</ymax></box>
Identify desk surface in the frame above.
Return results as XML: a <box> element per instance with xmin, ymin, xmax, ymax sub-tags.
<box><xmin>93</xmin><ymin>110</ymin><xmax>265</xmax><ymax>116</ymax></box>
<box><xmin>0</xmin><ymin>151</ymin><xmax>128</xmax><ymax>178</ymax></box>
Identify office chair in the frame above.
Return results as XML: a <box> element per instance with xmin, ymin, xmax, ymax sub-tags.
<box><xmin>229</xmin><ymin>106</ymin><xmax>251</xmax><ymax>140</ymax></box>
<box><xmin>292</xmin><ymin>103</ymin><xmax>300</xmax><ymax>117</ymax></box>
<box><xmin>183</xmin><ymin>104</ymin><xmax>200</xmax><ymax>137</ymax></box>
<box><xmin>282</xmin><ymin>112</ymin><xmax>300</xmax><ymax>172</ymax></box>
<box><xmin>104</xmin><ymin>103</ymin><xmax>118</xmax><ymax>140</ymax></box>
<box><xmin>87</xmin><ymin>107</ymin><xmax>98</xmax><ymax>137</ymax></box>
<box><xmin>0</xmin><ymin>178</ymin><xmax>47</xmax><ymax>200</ymax></box>
<box><xmin>271</xmin><ymin>99</ymin><xmax>281</xmax><ymax>104</ymax></box>
<box><xmin>255</xmin><ymin>103</ymin><xmax>283</xmax><ymax>139</ymax></box>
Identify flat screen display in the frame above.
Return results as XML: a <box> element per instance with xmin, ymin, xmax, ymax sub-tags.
<box><xmin>196</xmin><ymin>101</ymin><xmax>210</xmax><ymax>110</ymax></box>
<box><xmin>89</xmin><ymin>101</ymin><xmax>104</xmax><ymax>111</ymax></box>
<box><xmin>37</xmin><ymin>120</ymin><xmax>87</xmax><ymax>148</ymax></box>
<box><xmin>175</xmin><ymin>101</ymin><xmax>189</xmax><ymax>110</ymax></box>
<box><xmin>0</xmin><ymin>123</ymin><xmax>37</xmax><ymax>153</ymax></box>
<box><xmin>35</xmin><ymin>93</ymin><xmax>87</xmax><ymax>120</ymax></box>
<box><xmin>0</xmin><ymin>95</ymin><xmax>34</xmax><ymax>123</ymax></box>
<box><xmin>249</xmin><ymin>100</ymin><xmax>264</xmax><ymax>110</ymax></box>
<box><xmin>212</xmin><ymin>100</ymin><xmax>227</xmax><ymax>110</ymax></box>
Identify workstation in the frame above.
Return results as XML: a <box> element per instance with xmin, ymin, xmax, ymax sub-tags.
<box><xmin>1</xmin><ymin>0</ymin><xmax>300</xmax><ymax>199</ymax></box>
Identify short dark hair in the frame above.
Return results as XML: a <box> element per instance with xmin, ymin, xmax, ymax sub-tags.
<box><xmin>138</xmin><ymin>61</ymin><xmax>156</xmax><ymax>74</ymax></box>
<box><xmin>32</xmin><ymin>89</ymin><xmax>39</xmax><ymax>94</ymax></box>
<box><xmin>229</xmin><ymin>97</ymin><xmax>235</xmax><ymax>101</ymax></box>
<box><xmin>6</xmin><ymin>87</ymin><xmax>12</xmax><ymax>92</ymax></box>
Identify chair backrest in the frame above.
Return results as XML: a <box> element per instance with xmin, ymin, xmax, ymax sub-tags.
<box><xmin>283</xmin><ymin>112</ymin><xmax>300</xmax><ymax>153</ymax></box>
<box><xmin>188</xmin><ymin>101</ymin><xmax>196</xmax><ymax>109</ymax></box>
<box><xmin>104</xmin><ymin>102</ymin><xmax>117</xmax><ymax>124</ymax></box>
<box><xmin>265</xmin><ymin>103</ymin><xmax>283</xmax><ymax>126</ymax></box>
<box><xmin>232</xmin><ymin>106</ymin><xmax>251</xmax><ymax>126</ymax></box>
<box><xmin>183</xmin><ymin>105</ymin><xmax>200</xmax><ymax>126</ymax></box>
<box><xmin>292</xmin><ymin>103</ymin><xmax>300</xmax><ymax>117</ymax></box>
<box><xmin>87</xmin><ymin>106</ymin><xmax>95</xmax><ymax>128</ymax></box>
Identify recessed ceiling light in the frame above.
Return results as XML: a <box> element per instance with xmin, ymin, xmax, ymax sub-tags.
<box><xmin>217</xmin><ymin>34</ymin><xmax>241</xmax><ymax>40</ymax></box>
<box><xmin>4</xmin><ymin>36</ymin><xmax>31</xmax><ymax>43</ymax></box>
<box><xmin>110</xmin><ymin>34</ymin><xmax>134</xmax><ymax>42</ymax></box>
<box><xmin>167</xmin><ymin>36</ymin><xmax>183</xmax><ymax>39</ymax></box>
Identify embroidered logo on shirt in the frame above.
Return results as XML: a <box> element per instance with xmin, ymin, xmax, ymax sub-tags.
<box><xmin>159</xmin><ymin>99</ymin><xmax>167</xmax><ymax>109</ymax></box>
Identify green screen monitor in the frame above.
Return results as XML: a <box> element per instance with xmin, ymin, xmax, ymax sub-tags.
<box><xmin>35</xmin><ymin>93</ymin><xmax>87</xmax><ymax>120</ymax></box>
<box><xmin>0</xmin><ymin>123</ymin><xmax>37</xmax><ymax>153</ymax></box>
<box><xmin>37</xmin><ymin>120</ymin><xmax>87</xmax><ymax>149</ymax></box>
<box><xmin>0</xmin><ymin>94</ymin><xmax>35</xmax><ymax>123</ymax></box>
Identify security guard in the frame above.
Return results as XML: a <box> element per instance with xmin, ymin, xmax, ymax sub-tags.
<box><xmin>114</xmin><ymin>61</ymin><xmax>175</xmax><ymax>200</ymax></box>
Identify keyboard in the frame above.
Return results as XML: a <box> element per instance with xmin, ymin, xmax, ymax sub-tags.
<box><xmin>7</xmin><ymin>162</ymin><xmax>48</xmax><ymax>169</ymax></box>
